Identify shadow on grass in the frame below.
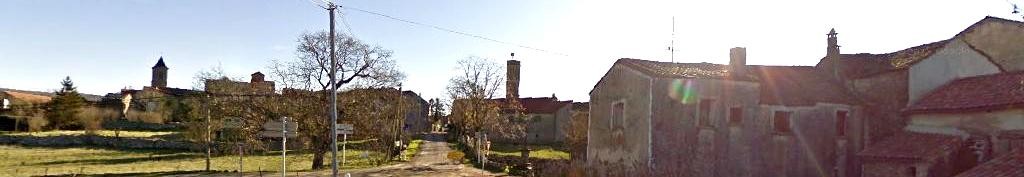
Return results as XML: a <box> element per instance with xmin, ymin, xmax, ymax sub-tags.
<box><xmin>40</xmin><ymin>170</ymin><xmax>215</xmax><ymax>177</ymax></box>
<box><xmin>34</xmin><ymin>152</ymin><xmax>203</xmax><ymax>166</ymax></box>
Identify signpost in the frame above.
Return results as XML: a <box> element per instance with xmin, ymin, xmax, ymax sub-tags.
<box><xmin>336</xmin><ymin>123</ymin><xmax>354</xmax><ymax>168</ymax></box>
<box><xmin>260</xmin><ymin>117</ymin><xmax>297</xmax><ymax>177</ymax></box>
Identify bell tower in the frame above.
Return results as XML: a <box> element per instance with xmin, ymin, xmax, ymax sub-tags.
<box><xmin>151</xmin><ymin>57</ymin><xmax>168</xmax><ymax>88</ymax></box>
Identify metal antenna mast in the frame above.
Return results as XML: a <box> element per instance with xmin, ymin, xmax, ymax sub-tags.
<box><xmin>670</xmin><ymin>16</ymin><xmax>675</xmax><ymax>62</ymax></box>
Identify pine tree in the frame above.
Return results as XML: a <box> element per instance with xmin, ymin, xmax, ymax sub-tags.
<box><xmin>46</xmin><ymin>76</ymin><xmax>87</xmax><ymax>129</ymax></box>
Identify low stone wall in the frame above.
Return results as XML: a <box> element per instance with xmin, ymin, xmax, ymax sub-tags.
<box><xmin>0</xmin><ymin>135</ymin><xmax>201</xmax><ymax>151</ymax></box>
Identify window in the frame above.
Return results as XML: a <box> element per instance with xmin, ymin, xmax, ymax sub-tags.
<box><xmin>836</xmin><ymin>110</ymin><xmax>848</xmax><ymax>136</ymax></box>
<box><xmin>698</xmin><ymin>99</ymin><xmax>715</xmax><ymax>127</ymax></box>
<box><xmin>773</xmin><ymin>111</ymin><xmax>791</xmax><ymax>133</ymax></box>
<box><xmin>1</xmin><ymin>98</ymin><xmax>8</xmax><ymax>109</ymax></box>
<box><xmin>611</xmin><ymin>102</ymin><xmax>625</xmax><ymax>129</ymax></box>
<box><xmin>728</xmin><ymin>107</ymin><xmax>743</xmax><ymax>126</ymax></box>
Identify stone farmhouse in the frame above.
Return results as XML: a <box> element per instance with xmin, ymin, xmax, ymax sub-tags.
<box><xmin>587</xmin><ymin>16</ymin><xmax>1024</xmax><ymax>177</ymax></box>
<box><xmin>485</xmin><ymin>60</ymin><xmax>573</xmax><ymax>145</ymax></box>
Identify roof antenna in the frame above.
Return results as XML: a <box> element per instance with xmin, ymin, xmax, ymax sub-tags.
<box><xmin>668</xmin><ymin>16</ymin><xmax>676</xmax><ymax>63</ymax></box>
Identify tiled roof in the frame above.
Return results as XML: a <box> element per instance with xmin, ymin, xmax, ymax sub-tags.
<box><xmin>616</xmin><ymin>59</ymin><xmax>745</xmax><ymax>80</ymax></box>
<box><xmin>572</xmin><ymin>102</ymin><xmax>589</xmax><ymax>112</ymax></box>
<box><xmin>905</xmin><ymin>71</ymin><xmax>1024</xmax><ymax>114</ymax></box>
<box><xmin>815</xmin><ymin>39</ymin><xmax>949</xmax><ymax>79</ymax></box>
<box><xmin>611</xmin><ymin>59</ymin><xmax>857</xmax><ymax>106</ymax></box>
<box><xmin>2</xmin><ymin>91</ymin><xmax>52</xmax><ymax>104</ymax></box>
<box><xmin>491</xmin><ymin>97</ymin><xmax>571</xmax><ymax>114</ymax></box>
<box><xmin>954</xmin><ymin>148</ymin><xmax>1024</xmax><ymax>177</ymax></box>
<box><xmin>858</xmin><ymin>132</ymin><xmax>962</xmax><ymax>161</ymax></box>
<box><xmin>751</xmin><ymin>66</ymin><xmax>860</xmax><ymax>106</ymax></box>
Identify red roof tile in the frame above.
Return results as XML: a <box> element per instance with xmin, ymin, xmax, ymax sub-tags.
<box><xmin>491</xmin><ymin>97</ymin><xmax>571</xmax><ymax>114</ymax></box>
<box><xmin>905</xmin><ymin>71</ymin><xmax>1024</xmax><ymax>114</ymax></box>
<box><xmin>954</xmin><ymin>148</ymin><xmax>1024</xmax><ymax>177</ymax></box>
<box><xmin>858</xmin><ymin>132</ymin><xmax>963</xmax><ymax>161</ymax></box>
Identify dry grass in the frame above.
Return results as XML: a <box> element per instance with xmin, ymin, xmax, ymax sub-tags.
<box><xmin>0</xmin><ymin>145</ymin><xmax>386</xmax><ymax>177</ymax></box>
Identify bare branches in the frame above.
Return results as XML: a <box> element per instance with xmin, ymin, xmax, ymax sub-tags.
<box><xmin>446</xmin><ymin>56</ymin><xmax>505</xmax><ymax>136</ymax></box>
<box><xmin>277</xmin><ymin>31</ymin><xmax>405</xmax><ymax>92</ymax></box>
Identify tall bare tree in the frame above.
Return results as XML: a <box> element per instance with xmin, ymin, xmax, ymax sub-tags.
<box><xmin>269</xmin><ymin>31</ymin><xmax>404</xmax><ymax>169</ymax></box>
<box><xmin>446</xmin><ymin>56</ymin><xmax>506</xmax><ymax>138</ymax></box>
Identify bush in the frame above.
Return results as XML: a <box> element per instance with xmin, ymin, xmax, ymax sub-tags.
<box><xmin>76</xmin><ymin>107</ymin><xmax>119</xmax><ymax>133</ymax></box>
<box><xmin>447</xmin><ymin>151</ymin><xmax>465</xmax><ymax>164</ymax></box>
<box><xmin>125</xmin><ymin>111</ymin><xmax>165</xmax><ymax>124</ymax></box>
<box><xmin>27</xmin><ymin>116</ymin><xmax>49</xmax><ymax>132</ymax></box>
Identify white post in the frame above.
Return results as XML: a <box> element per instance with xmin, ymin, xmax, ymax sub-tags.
<box><xmin>342</xmin><ymin>133</ymin><xmax>347</xmax><ymax>168</ymax></box>
<box><xmin>282</xmin><ymin>117</ymin><xmax>287</xmax><ymax>177</ymax></box>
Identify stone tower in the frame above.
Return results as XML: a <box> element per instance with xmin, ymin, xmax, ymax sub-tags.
<box><xmin>151</xmin><ymin>57</ymin><xmax>168</xmax><ymax>88</ymax></box>
<box><xmin>506</xmin><ymin>54</ymin><xmax>520</xmax><ymax>99</ymax></box>
<box><xmin>826</xmin><ymin>28</ymin><xmax>842</xmax><ymax>80</ymax></box>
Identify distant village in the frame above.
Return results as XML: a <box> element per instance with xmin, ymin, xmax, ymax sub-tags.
<box><xmin>3</xmin><ymin>16</ymin><xmax>1024</xmax><ymax>177</ymax></box>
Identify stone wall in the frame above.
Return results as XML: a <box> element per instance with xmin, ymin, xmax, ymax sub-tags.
<box><xmin>908</xmin><ymin>38</ymin><xmax>1000</xmax><ymax>103</ymax></box>
<box><xmin>644</xmin><ymin>77</ymin><xmax>862</xmax><ymax>177</ymax></box>
<box><xmin>588</xmin><ymin>64</ymin><xmax>653</xmax><ymax>176</ymax></box>
<box><xmin>0</xmin><ymin>135</ymin><xmax>200</xmax><ymax>151</ymax></box>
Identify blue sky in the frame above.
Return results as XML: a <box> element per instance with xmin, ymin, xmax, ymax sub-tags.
<box><xmin>1</xmin><ymin>0</ymin><xmax>1022</xmax><ymax>102</ymax></box>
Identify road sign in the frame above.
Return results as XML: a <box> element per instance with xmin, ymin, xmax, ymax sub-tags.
<box><xmin>336</xmin><ymin>124</ymin><xmax>354</xmax><ymax>131</ymax></box>
<box><xmin>224</xmin><ymin>117</ymin><xmax>242</xmax><ymax>128</ymax></box>
<box><xmin>335</xmin><ymin>130</ymin><xmax>353</xmax><ymax>135</ymax></box>
<box><xmin>259</xmin><ymin>130</ymin><xmax>298</xmax><ymax>138</ymax></box>
<box><xmin>263</xmin><ymin>121</ymin><xmax>298</xmax><ymax>131</ymax></box>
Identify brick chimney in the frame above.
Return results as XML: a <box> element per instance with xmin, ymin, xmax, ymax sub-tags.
<box><xmin>729</xmin><ymin>47</ymin><xmax>746</xmax><ymax>76</ymax></box>
<box><xmin>507</xmin><ymin>53</ymin><xmax>520</xmax><ymax>99</ymax></box>
<box><xmin>251</xmin><ymin>72</ymin><xmax>265</xmax><ymax>83</ymax></box>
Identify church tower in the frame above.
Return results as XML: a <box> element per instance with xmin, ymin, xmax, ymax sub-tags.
<box><xmin>151</xmin><ymin>57</ymin><xmax>168</xmax><ymax>88</ymax></box>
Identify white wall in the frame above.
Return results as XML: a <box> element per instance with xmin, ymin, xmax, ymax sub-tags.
<box><xmin>908</xmin><ymin>38</ymin><xmax>1001</xmax><ymax>104</ymax></box>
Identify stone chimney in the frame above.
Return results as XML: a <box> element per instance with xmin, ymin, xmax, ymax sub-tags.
<box><xmin>826</xmin><ymin>28</ymin><xmax>843</xmax><ymax>80</ymax></box>
<box><xmin>506</xmin><ymin>53</ymin><xmax>520</xmax><ymax>99</ymax></box>
<box><xmin>729</xmin><ymin>47</ymin><xmax>746</xmax><ymax>75</ymax></box>
<box><xmin>251</xmin><ymin>72</ymin><xmax>265</xmax><ymax>83</ymax></box>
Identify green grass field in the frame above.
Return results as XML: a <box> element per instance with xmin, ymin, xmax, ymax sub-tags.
<box><xmin>487</xmin><ymin>144</ymin><xmax>570</xmax><ymax>160</ymax></box>
<box><xmin>0</xmin><ymin>145</ymin><xmax>386</xmax><ymax>177</ymax></box>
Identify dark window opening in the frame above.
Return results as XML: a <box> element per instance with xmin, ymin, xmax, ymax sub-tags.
<box><xmin>836</xmin><ymin>110</ymin><xmax>848</xmax><ymax>136</ymax></box>
<box><xmin>699</xmin><ymin>99</ymin><xmax>714</xmax><ymax>127</ymax></box>
<box><xmin>774</xmin><ymin>111</ymin><xmax>791</xmax><ymax>133</ymax></box>
<box><xmin>729</xmin><ymin>107</ymin><xmax>742</xmax><ymax>126</ymax></box>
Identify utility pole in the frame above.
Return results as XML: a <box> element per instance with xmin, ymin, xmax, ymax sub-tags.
<box><xmin>328</xmin><ymin>2</ymin><xmax>340</xmax><ymax>177</ymax></box>
<box><xmin>206</xmin><ymin>94</ymin><xmax>212</xmax><ymax>171</ymax></box>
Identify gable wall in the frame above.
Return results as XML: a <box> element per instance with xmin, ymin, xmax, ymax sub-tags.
<box><xmin>908</xmin><ymin>39</ymin><xmax>1001</xmax><ymax>104</ymax></box>
<box><xmin>962</xmin><ymin>20</ymin><xmax>1024</xmax><ymax>71</ymax></box>
<box><xmin>587</xmin><ymin>65</ymin><xmax>653</xmax><ymax>176</ymax></box>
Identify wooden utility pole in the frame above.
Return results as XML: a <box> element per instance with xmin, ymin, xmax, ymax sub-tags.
<box><xmin>206</xmin><ymin>94</ymin><xmax>212</xmax><ymax>171</ymax></box>
<box><xmin>328</xmin><ymin>2</ymin><xmax>340</xmax><ymax>177</ymax></box>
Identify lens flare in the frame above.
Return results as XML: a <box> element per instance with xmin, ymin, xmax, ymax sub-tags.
<box><xmin>668</xmin><ymin>79</ymin><xmax>696</xmax><ymax>104</ymax></box>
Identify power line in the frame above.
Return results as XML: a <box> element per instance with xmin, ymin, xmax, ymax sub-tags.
<box><xmin>338</xmin><ymin>5</ymin><xmax>570</xmax><ymax>57</ymax></box>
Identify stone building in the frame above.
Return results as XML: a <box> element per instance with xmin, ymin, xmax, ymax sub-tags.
<box><xmin>484</xmin><ymin>60</ymin><xmax>573</xmax><ymax>145</ymax></box>
<box><xmin>586</xmin><ymin>16</ymin><xmax>1024</xmax><ymax>177</ymax></box>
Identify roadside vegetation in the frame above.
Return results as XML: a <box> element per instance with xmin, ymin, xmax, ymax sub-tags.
<box><xmin>487</xmin><ymin>144</ymin><xmax>570</xmax><ymax>160</ymax></box>
<box><xmin>0</xmin><ymin>145</ymin><xmax>384</xmax><ymax>177</ymax></box>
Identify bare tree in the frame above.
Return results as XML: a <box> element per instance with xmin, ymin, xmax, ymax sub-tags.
<box><xmin>269</xmin><ymin>31</ymin><xmax>404</xmax><ymax>169</ymax></box>
<box><xmin>446</xmin><ymin>56</ymin><xmax>506</xmax><ymax>138</ymax></box>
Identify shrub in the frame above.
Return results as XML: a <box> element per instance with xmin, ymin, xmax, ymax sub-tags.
<box><xmin>76</xmin><ymin>107</ymin><xmax>119</xmax><ymax>133</ymax></box>
<box><xmin>27</xmin><ymin>116</ymin><xmax>49</xmax><ymax>132</ymax></box>
<box><xmin>125</xmin><ymin>111</ymin><xmax>165</xmax><ymax>124</ymax></box>
<box><xmin>447</xmin><ymin>151</ymin><xmax>465</xmax><ymax>164</ymax></box>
